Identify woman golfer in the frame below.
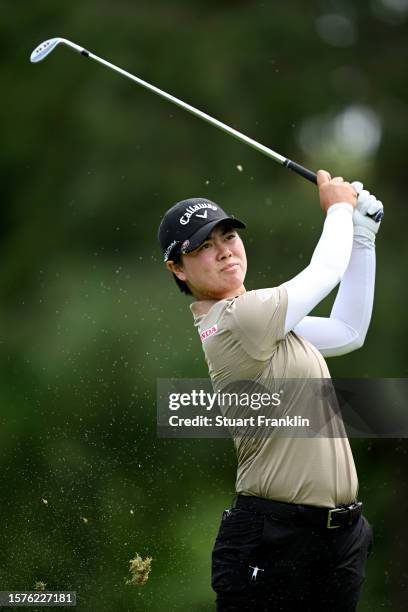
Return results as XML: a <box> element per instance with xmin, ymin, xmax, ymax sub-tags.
<box><xmin>158</xmin><ymin>170</ymin><xmax>382</xmax><ymax>611</ymax></box>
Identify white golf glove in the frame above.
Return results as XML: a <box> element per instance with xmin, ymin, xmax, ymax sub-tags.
<box><xmin>351</xmin><ymin>181</ymin><xmax>383</xmax><ymax>241</ymax></box>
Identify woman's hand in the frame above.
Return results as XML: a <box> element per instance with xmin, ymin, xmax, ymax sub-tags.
<box><xmin>317</xmin><ymin>169</ymin><xmax>358</xmax><ymax>214</ymax></box>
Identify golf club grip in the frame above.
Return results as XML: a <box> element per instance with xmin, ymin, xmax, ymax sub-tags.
<box><xmin>284</xmin><ymin>160</ymin><xmax>317</xmax><ymax>184</ymax></box>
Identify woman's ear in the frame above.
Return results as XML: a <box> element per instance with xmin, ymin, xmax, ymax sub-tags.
<box><xmin>166</xmin><ymin>260</ymin><xmax>187</xmax><ymax>282</ymax></box>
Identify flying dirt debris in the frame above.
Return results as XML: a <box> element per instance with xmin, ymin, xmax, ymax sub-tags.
<box><xmin>125</xmin><ymin>553</ymin><xmax>152</xmax><ymax>586</ymax></box>
<box><xmin>34</xmin><ymin>582</ymin><xmax>46</xmax><ymax>591</ymax></box>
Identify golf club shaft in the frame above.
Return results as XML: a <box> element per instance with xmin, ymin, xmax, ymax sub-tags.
<box><xmin>72</xmin><ymin>42</ymin><xmax>318</xmax><ymax>184</ymax></box>
<box><xmin>31</xmin><ymin>38</ymin><xmax>385</xmax><ymax>221</ymax></box>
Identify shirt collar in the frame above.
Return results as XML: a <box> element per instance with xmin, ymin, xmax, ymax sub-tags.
<box><xmin>190</xmin><ymin>300</ymin><xmax>219</xmax><ymax>319</ymax></box>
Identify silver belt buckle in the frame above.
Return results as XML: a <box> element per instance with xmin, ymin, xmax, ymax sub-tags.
<box><xmin>327</xmin><ymin>507</ymin><xmax>342</xmax><ymax>529</ymax></box>
<box><xmin>327</xmin><ymin>502</ymin><xmax>362</xmax><ymax>529</ymax></box>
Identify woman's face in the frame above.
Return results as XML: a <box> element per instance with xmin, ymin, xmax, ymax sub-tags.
<box><xmin>168</xmin><ymin>223</ymin><xmax>247</xmax><ymax>300</ymax></box>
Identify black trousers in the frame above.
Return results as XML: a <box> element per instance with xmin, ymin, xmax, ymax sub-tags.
<box><xmin>211</xmin><ymin>502</ymin><xmax>373</xmax><ymax>612</ymax></box>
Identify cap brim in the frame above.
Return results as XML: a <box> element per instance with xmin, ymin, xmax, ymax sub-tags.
<box><xmin>182</xmin><ymin>217</ymin><xmax>246</xmax><ymax>254</ymax></box>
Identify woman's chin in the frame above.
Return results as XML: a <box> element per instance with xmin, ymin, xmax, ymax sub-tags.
<box><xmin>214</xmin><ymin>279</ymin><xmax>245</xmax><ymax>299</ymax></box>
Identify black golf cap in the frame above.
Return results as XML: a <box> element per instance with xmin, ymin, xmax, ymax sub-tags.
<box><xmin>158</xmin><ymin>198</ymin><xmax>246</xmax><ymax>262</ymax></box>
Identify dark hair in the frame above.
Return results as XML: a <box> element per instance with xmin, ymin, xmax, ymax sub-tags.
<box><xmin>171</xmin><ymin>251</ymin><xmax>192</xmax><ymax>295</ymax></box>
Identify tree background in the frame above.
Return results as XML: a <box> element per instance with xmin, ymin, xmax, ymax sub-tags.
<box><xmin>1</xmin><ymin>1</ymin><xmax>407</xmax><ymax>610</ymax></box>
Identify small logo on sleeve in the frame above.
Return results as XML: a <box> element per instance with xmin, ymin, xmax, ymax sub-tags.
<box><xmin>200</xmin><ymin>324</ymin><xmax>218</xmax><ymax>342</ymax></box>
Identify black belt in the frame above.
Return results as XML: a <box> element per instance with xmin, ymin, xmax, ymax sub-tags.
<box><xmin>233</xmin><ymin>494</ymin><xmax>363</xmax><ymax>529</ymax></box>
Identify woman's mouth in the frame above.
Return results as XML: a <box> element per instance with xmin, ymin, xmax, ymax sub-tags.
<box><xmin>221</xmin><ymin>263</ymin><xmax>239</xmax><ymax>272</ymax></box>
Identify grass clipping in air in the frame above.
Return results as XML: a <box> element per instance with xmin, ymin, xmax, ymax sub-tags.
<box><xmin>34</xmin><ymin>581</ymin><xmax>46</xmax><ymax>591</ymax></box>
<box><xmin>125</xmin><ymin>553</ymin><xmax>152</xmax><ymax>586</ymax></box>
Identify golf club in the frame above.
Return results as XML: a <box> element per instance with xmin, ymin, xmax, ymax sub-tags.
<box><xmin>30</xmin><ymin>37</ymin><xmax>317</xmax><ymax>182</ymax></box>
<box><xmin>30</xmin><ymin>37</ymin><xmax>383</xmax><ymax>221</ymax></box>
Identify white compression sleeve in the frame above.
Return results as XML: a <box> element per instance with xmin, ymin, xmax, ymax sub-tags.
<box><xmin>293</xmin><ymin>233</ymin><xmax>376</xmax><ymax>356</ymax></box>
<box><xmin>282</xmin><ymin>203</ymin><xmax>354</xmax><ymax>335</ymax></box>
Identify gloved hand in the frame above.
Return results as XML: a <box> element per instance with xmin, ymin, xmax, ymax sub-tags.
<box><xmin>351</xmin><ymin>181</ymin><xmax>384</xmax><ymax>241</ymax></box>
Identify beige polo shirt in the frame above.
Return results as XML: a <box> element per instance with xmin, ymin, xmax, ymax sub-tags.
<box><xmin>190</xmin><ymin>286</ymin><xmax>358</xmax><ymax>508</ymax></box>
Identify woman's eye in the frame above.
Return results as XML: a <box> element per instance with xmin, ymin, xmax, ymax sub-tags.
<box><xmin>200</xmin><ymin>242</ymin><xmax>211</xmax><ymax>250</ymax></box>
<box><xmin>227</xmin><ymin>233</ymin><xmax>236</xmax><ymax>240</ymax></box>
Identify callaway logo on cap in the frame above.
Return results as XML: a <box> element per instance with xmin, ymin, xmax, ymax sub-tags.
<box><xmin>158</xmin><ymin>198</ymin><xmax>246</xmax><ymax>262</ymax></box>
<box><xmin>179</xmin><ymin>202</ymin><xmax>218</xmax><ymax>225</ymax></box>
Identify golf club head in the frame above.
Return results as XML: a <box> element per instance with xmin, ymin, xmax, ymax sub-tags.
<box><xmin>30</xmin><ymin>38</ymin><xmax>64</xmax><ymax>63</ymax></box>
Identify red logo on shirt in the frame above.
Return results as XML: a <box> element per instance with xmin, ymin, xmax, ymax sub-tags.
<box><xmin>200</xmin><ymin>324</ymin><xmax>218</xmax><ymax>342</ymax></box>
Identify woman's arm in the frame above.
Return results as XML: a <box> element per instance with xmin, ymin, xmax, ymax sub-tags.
<box><xmin>285</xmin><ymin>184</ymin><xmax>382</xmax><ymax>356</ymax></box>
<box><xmin>292</xmin><ymin>234</ymin><xmax>375</xmax><ymax>356</ymax></box>
<box><xmin>282</xmin><ymin>202</ymin><xmax>355</xmax><ymax>334</ymax></box>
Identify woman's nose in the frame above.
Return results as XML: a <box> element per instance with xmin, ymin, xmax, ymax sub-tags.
<box><xmin>217</xmin><ymin>244</ymin><xmax>232</xmax><ymax>260</ymax></box>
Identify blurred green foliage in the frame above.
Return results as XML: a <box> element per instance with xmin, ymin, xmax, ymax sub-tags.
<box><xmin>1</xmin><ymin>1</ymin><xmax>408</xmax><ymax>610</ymax></box>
